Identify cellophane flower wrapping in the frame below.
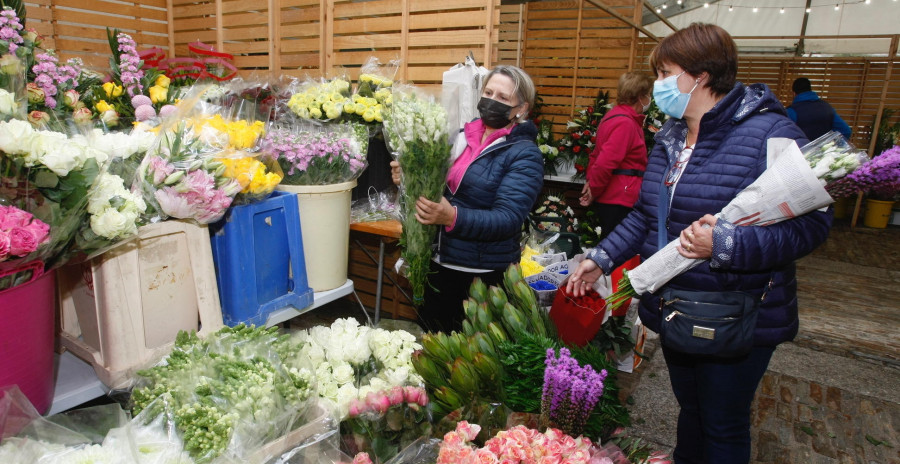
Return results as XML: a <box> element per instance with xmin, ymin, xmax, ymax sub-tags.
<box><xmin>134</xmin><ymin>85</ymin><xmax>256</xmax><ymax>224</ymax></box>
<box><xmin>344</xmin><ymin>56</ymin><xmax>397</xmax><ymax>130</ymax></box>
<box><xmin>289</xmin><ymin>318</ymin><xmax>424</xmax><ymax>420</ymax></box>
<box><xmin>340</xmin><ymin>385</ymin><xmax>431</xmax><ymax>463</ymax></box>
<box><xmin>128</xmin><ymin>324</ymin><xmax>317</xmax><ymax>463</ymax></box>
<box><xmin>0</xmin><ymin>385</ymin><xmax>194</xmax><ymax>463</ymax></box>
<box><xmin>381</xmin><ymin>85</ymin><xmax>451</xmax><ymax>304</ymax></box>
<box><xmin>64</xmin><ymin>126</ymin><xmax>157</xmax><ymax>260</ymax></box>
<box><xmin>0</xmin><ymin>119</ymin><xmax>109</xmax><ymax>272</ymax></box>
<box><xmin>259</xmin><ymin>120</ymin><xmax>368</xmax><ymax>186</ymax></box>
<box><xmin>606</xmin><ymin>132</ymin><xmax>869</xmax><ymax>307</ymax></box>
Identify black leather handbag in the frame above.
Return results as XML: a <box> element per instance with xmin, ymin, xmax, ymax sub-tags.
<box><xmin>658</xmin><ymin>288</ymin><xmax>759</xmax><ymax>358</ymax></box>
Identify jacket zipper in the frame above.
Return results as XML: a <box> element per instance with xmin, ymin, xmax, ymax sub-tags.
<box><xmin>665</xmin><ymin>310</ymin><xmax>739</xmax><ymax>322</ymax></box>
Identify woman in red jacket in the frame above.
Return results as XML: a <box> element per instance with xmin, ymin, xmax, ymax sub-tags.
<box><xmin>579</xmin><ymin>72</ymin><xmax>654</xmax><ymax>239</ymax></box>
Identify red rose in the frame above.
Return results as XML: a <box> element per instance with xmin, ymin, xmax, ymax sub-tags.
<box><xmin>583</xmin><ymin>130</ymin><xmax>591</xmax><ymax>137</ymax></box>
<box><xmin>534</xmin><ymin>117</ymin><xmax>541</xmax><ymax>125</ymax></box>
<box><xmin>573</xmin><ymin>145</ymin><xmax>581</xmax><ymax>153</ymax></box>
<box><xmin>588</xmin><ymin>106</ymin><xmax>594</xmax><ymax>113</ymax></box>
<box><xmin>590</xmin><ymin>136</ymin><xmax>596</xmax><ymax>143</ymax></box>
<box><xmin>572</xmin><ymin>132</ymin><xmax>580</xmax><ymax>139</ymax></box>
<box><xmin>574</xmin><ymin>164</ymin><xmax>585</xmax><ymax>172</ymax></box>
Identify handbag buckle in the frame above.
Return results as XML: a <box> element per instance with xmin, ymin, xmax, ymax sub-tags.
<box><xmin>692</xmin><ymin>325</ymin><xmax>716</xmax><ymax>340</ymax></box>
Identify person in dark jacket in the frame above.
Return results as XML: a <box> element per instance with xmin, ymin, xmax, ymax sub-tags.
<box><xmin>580</xmin><ymin>71</ymin><xmax>654</xmax><ymax>240</ymax></box>
<box><xmin>390</xmin><ymin>65</ymin><xmax>544</xmax><ymax>332</ymax></box>
<box><xmin>787</xmin><ymin>77</ymin><xmax>852</xmax><ymax>140</ymax></box>
<box><xmin>567</xmin><ymin>24</ymin><xmax>831</xmax><ymax>464</ymax></box>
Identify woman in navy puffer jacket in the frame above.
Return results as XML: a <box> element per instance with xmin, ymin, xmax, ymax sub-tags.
<box><xmin>568</xmin><ymin>24</ymin><xmax>831</xmax><ymax>464</ymax></box>
<box><xmin>391</xmin><ymin>65</ymin><xmax>544</xmax><ymax>333</ymax></box>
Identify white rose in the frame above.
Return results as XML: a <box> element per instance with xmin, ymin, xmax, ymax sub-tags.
<box><xmin>384</xmin><ymin>366</ymin><xmax>410</xmax><ymax>387</ymax></box>
<box><xmin>367</xmin><ymin>377</ymin><xmax>388</xmax><ymax>393</ymax></box>
<box><xmin>38</xmin><ymin>138</ymin><xmax>80</xmax><ymax>176</ymax></box>
<box><xmin>91</xmin><ymin>209</ymin><xmax>129</xmax><ymax>239</ymax></box>
<box><xmin>330</xmin><ymin>361</ymin><xmax>354</xmax><ymax>385</ymax></box>
<box><xmin>304</xmin><ymin>344</ymin><xmax>325</xmax><ymax>366</ymax></box>
<box><xmin>0</xmin><ymin>89</ymin><xmax>18</xmax><ymax>116</ymax></box>
<box><xmin>318</xmin><ymin>379</ymin><xmax>339</xmax><ymax>401</ymax></box>
<box><xmin>0</xmin><ymin>120</ymin><xmax>35</xmax><ymax>153</ymax></box>
<box><xmin>335</xmin><ymin>383</ymin><xmax>360</xmax><ymax>418</ymax></box>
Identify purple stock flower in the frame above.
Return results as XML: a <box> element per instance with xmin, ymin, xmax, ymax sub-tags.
<box><xmin>540</xmin><ymin>346</ymin><xmax>609</xmax><ymax>437</ymax></box>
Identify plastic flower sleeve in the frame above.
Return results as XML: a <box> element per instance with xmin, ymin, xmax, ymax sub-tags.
<box><xmin>381</xmin><ymin>84</ymin><xmax>452</xmax><ymax>304</ymax></box>
<box><xmin>340</xmin><ymin>385</ymin><xmax>432</xmax><ymax>463</ymax></box>
<box><xmin>259</xmin><ymin>120</ymin><xmax>368</xmax><ymax>186</ymax></box>
<box><xmin>0</xmin><ymin>119</ymin><xmax>108</xmax><ymax>271</ymax></box>
<box><xmin>128</xmin><ymin>324</ymin><xmax>317</xmax><ymax>463</ymax></box>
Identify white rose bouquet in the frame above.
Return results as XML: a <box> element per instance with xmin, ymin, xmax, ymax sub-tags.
<box><xmin>291</xmin><ymin>317</ymin><xmax>423</xmax><ymax>420</ymax></box>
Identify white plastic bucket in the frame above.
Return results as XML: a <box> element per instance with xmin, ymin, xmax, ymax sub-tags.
<box><xmin>278</xmin><ymin>180</ymin><xmax>356</xmax><ymax>291</ymax></box>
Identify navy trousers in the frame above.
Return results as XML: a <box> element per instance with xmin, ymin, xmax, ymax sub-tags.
<box><xmin>663</xmin><ymin>345</ymin><xmax>775</xmax><ymax>464</ymax></box>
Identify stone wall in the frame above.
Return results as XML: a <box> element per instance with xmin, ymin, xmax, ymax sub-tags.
<box><xmin>751</xmin><ymin>362</ymin><xmax>899</xmax><ymax>463</ymax></box>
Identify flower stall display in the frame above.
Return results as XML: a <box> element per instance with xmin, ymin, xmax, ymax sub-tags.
<box><xmin>382</xmin><ymin>86</ymin><xmax>452</xmax><ymax>304</ymax></box>
<box><xmin>556</xmin><ymin>90</ymin><xmax>612</xmax><ymax>178</ymax></box>
<box><xmin>287</xmin><ymin>74</ymin><xmax>353</xmax><ymax>122</ymax></box>
<box><xmin>531</xmin><ymin>193</ymin><xmax>578</xmax><ymax>234</ymax></box>
<box><xmin>606</xmin><ymin>132</ymin><xmax>869</xmax><ymax>309</ymax></box>
<box><xmin>290</xmin><ymin>317</ymin><xmax>423</xmax><ymax>420</ymax></box>
<box><xmin>341</xmin><ymin>385</ymin><xmax>431</xmax><ymax>463</ymax></box>
<box><xmin>129</xmin><ymin>324</ymin><xmax>316</xmax><ymax>463</ymax></box>
<box><xmin>827</xmin><ymin>144</ymin><xmax>900</xmax><ymax>201</ymax></box>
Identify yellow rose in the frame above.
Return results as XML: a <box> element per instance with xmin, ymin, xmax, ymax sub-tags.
<box><xmin>102</xmin><ymin>82</ymin><xmax>116</xmax><ymax>98</ymax></box>
<box><xmin>95</xmin><ymin>100</ymin><xmax>113</xmax><ymax>113</ymax></box>
<box><xmin>362</xmin><ymin>108</ymin><xmax>376</xmax><ymax>122</ymax></box>
<box><xmin>112</xmin><ymin>84</ymin><xmax>123</xmax><ymax>97</ymax></box>
<box><xmin>149</xmin><ymin>85</ymin><xmax>168</xmax><ymax>104</ymax></box>
<box><xmin>155</xmin><ymin>74</ymin><xmax>171</xmax><ymax>88</ymax></box>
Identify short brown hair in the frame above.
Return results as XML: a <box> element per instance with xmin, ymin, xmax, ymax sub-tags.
<box><xmin>648</xmin><ymin>23</ymin><xmax>737</xmax><ymax>96</ymax></box>
<box><xmin>616</xmin><ymin>72</ymin><xmax>654</xmax><ymax>105</ymax></box>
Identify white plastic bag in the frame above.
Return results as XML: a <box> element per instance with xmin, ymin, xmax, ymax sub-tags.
<box><xmin>441</xmin><ymin>53</ymin><xmax>489</xmax><ymax>138</ymax></box>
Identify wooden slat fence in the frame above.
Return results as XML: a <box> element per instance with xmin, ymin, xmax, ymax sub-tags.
<box><xmin>498</xmin><ymin>0</ymin><xmax>641</xmax><ymax>139</ymax></box>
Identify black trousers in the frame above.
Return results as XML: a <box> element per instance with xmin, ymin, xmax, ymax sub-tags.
<box><xmin>588</xmin><ymin>202</ymin><xmax>633</xmax><ymax>240</ymax></box>
<box><xmin>418</xmin><ymin>260</ymin><xmax>504</xmax><ymax>333</ymax></box>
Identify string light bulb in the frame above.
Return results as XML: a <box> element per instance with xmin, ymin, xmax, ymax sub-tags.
<box><xmin>729</xmin><ymin>5</ymin><xmax>733</xmax><ymax>11</ymax></box>
<box><xmin>806</xmin><ymin>7</ymin><xmax>811</xmax><ymax>12</ymax></box>
<box><xmin>704</xmin><ymin>2</ymin><xmax>709</xmax><ymax>7</ymax></box>
<box><xmin>834</xmin><ymin>4</ymin><xmax>840</xmax><ymax>10</ymax></box>
<box><xmin>864</xmin><ymin>0</ymin><xmax>870</xmax><ymax>3</ymax></box>
<box><xmin>780</xmin><ymin>7</ymin><xmax>785</xmax><ymax>13</ymax></box>
<box><xmin>753</xmin><ymin>7</ymin><xmax>759</xmax><ymax>12</ymax></box>
<box><xmin>656</xmin><ymin>7</ymin><xmax>662</xmax><ymax>12</ymax></box>
<box><xmin>676</xmin><ymin>0</ymin><xmax>682</xmax><ymax>4</ymax></box>
<box><xmin>662</xmin><ymin>3</ymin><xmax>667</xmax><ymax>9</ymax></box>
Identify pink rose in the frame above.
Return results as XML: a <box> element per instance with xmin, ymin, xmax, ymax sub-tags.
<box><xmin>72</xmin><ymin>107</ymin><xmax>93</xmax><ymax>125</ymax></box>
<box><xmin>0</xmin><ymin>230</ymin><xmax>10</xmax><ymax>261</ymax></box>
<box><xmin>387</xmin><ymin>386</ymin><xmax>404</xmax><ymax>406</ymax></box>
<box><xmin>8</xmin><ymin>226</ymin><xmax>39</xmax><ymax>256</ymax></box>
<box><xmin>0</xmin><ymin>205</ymin><xmax>33</xmax><ymax>229</ymax></box>
<box><xmin>351</xmin><ymin>452</ymin><xmax>373</xmax><ymax>464</ymax></box>
<box><xmin>347</xmin><ymin>398</ymin><xmax>363</xmax><ymax>417</ymax></box>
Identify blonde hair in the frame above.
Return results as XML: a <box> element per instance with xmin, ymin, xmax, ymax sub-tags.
<box><xmin>616</xmin><ymin>72</ymin><xmax>654</xmax><ymax>105</ymax></box>
<box><xmin>483</xmin><ymin>65</ymin><xmax>536</xmax><ymax>123</ymax></box>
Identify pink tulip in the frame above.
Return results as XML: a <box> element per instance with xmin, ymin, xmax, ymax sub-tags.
<box><xmin>364</xmin><ymin>392</ymin><xmax>390</xmax><ymax>415</ymax></box>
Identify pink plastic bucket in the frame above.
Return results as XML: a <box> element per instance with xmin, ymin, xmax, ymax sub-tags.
<box><xmin>0</xmin><ymin>261</ymin><xmax>56</xmax><ymax>415</ymax></box>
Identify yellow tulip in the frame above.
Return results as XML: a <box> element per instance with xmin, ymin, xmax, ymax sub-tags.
<box><xmin>102</xmin><ymin>82</ymin><xmax>116</xmax><ymax>98</ymax></box>
<box><xmin>155</xmin><ymin>74</ymin><xmax>171</xmax><ymax>88</ymax></box>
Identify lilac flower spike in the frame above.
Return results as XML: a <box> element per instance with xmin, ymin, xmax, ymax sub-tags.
<box><xmin>540</xmin><ymin>347</ymin><xmax>608</xmax><ymax>437</ymax></box>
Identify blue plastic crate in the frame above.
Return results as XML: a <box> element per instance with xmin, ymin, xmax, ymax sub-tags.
<box><xmin>209</xmin><ymin>190</ymin><xmax>313</xmax><ymax>326</ymax></box>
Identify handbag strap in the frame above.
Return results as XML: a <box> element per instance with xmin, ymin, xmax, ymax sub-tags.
<box><xmin>657</xmin><ymin>169</ymin><xmax>669</xmax><ymax>250</ymax></box>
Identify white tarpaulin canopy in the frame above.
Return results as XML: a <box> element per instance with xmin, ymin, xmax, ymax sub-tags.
<box><xmin>642</xmin><ymin>0</ymin><xmax>900</xmax><ymax>55</ymax></box>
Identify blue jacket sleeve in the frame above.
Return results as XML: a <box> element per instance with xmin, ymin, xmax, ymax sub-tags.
<box><xmin>832</xmin><ymin>113</ymin><xmax>853</xmax><ymax>139</ymax></box>
<box><xmin>786</xmin><ymin>107</ymin><xmax>798</xmax><ymax>122</ymax></box>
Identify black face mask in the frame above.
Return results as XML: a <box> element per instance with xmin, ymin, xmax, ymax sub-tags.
<box><xmin>478</xmin><ymin>97</ymin><xmax>519</xmax><ymax>129</ymax></box>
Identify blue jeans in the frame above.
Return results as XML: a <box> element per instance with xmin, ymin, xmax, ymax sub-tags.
<box><xmin>663</xmin><ymin>345</ymin><xmax>775</xmax><ymax>464</ymax></box>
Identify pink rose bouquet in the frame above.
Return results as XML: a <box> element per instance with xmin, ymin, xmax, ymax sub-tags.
<box><xmin>341</xmin><ymin>386</ymin><xmax>431</xmax><ymax>463</ymax></box>
<box><xmin>0</xmin><ymin>204</ymin><xmax>49</xmax><ymax>261</ymax></box>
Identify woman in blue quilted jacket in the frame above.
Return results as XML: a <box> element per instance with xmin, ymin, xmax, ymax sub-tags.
<box><xmin>391</xmin><ymin>65</ymin><xmax>544</xmax><ymax>333</ymax></box>
<box><xmin>567</xmin><ymin>24</ymin><xmax>831</xmax><ymax>463</ymax></box>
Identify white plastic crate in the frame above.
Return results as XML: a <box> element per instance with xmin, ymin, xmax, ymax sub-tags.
<box><xmin>57</xmin><ymin>220</ymin><xmax>224</xmax><ymax>388</ymax></box>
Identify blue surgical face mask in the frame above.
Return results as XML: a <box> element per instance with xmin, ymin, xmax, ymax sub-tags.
<box><xmin>653</xmin><ymin>71</ymin><xmax>700</xmax><ymax>119</ymax></box>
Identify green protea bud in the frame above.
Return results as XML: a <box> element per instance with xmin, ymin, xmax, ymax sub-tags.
<box><xmin>501</xmin><ymin>302</ymin><xmax>527</xmax><ymax>336</ymax></box>
<box><xmin>474</xmin><ymin>302</ymin><xmax>493</xmax><ymax>333</ymax></box>
<box><xmin>449</xmin><ymin>358</ymin><xmax>479</xmax><ymax>395</ymax></box>
<box><xmin>422</xmin><ymin>333</ymin><xmax>452</xmax><ymax>365</ymax></box>
<box><xmin>463</xmin><ymin>298</ymin><xmax>479</xmax><ymax>323</ymax></box>
<box><xmin>469</xmin><ymin>277</ymin><xmax>489</xmax><ymax>304</ymax></box>
<box><xmin>462</xmin><ymin>319</ymin><xmax>475</xmax><ymax>337</ymax></box>
<box><xmin>487</xmin><ymin>322</ymin><xmax>508</xmax><ymax>346</ymax></box>
<box><xmin>470</xmin><ymin>332</ymin><xmax>497</xmax><ymax>358</ymax></box>
<box><xmin>411</xmin><ymin>350</ymin><xmax>448</xmax><ymax>388</ymax></box>
<box><xmin>488</xmin><ymin>286</ymin><xmax>509</xmax><ymax>315</ymax></box>
<box><xmin>471</xmin><ymin>352</ymin><xmax>503</xmax><ymax>384</ymax></box>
